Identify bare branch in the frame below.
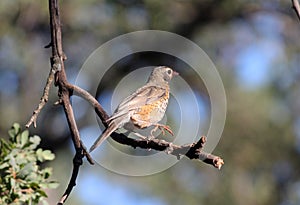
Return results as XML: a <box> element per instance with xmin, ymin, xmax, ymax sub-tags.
<box><xmin>26</xmin><ymin>67</ymin><xmax>56</xmax><ymax>128</ymax></box>
<box><xmin>71</xmin><ymin>85</ymin><xmax>224</xmax><ymax>169</ymax></box>
<box><xmin>71</xmin><ymin>84</ymin><xmax>109</xmax><ymax>122</ymax></box>
<box><xmin>57</xmin><ymin>150</ymin><xmax>82</xmax><ymax>205</ymax></box>
<box><xmin>292</xmin><ymin>0</ymin><xmax>300</xmax><ymax>21</ymax></box>
<box><xmin>69</xmin><ymin>81</ymin><xmax>224</xmax><ymax>168</ymax></box>
<box><xmin>45</xmin><ymin>0</ymin><xmax>94</xmax><ymax>204</ymax></box>
<box><xmin>109</xmin><ymin>133</ymin><xmax>224</xmax><ymax>169</ymax></box>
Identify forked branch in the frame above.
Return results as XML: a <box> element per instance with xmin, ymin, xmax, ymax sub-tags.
<box><xmin>72</xmin><ymin>84</ymin><xmax>224</xmax><ymax>169</ymax></box>
<box><xmin>26</xmin><ymin>66</ymin><xmax>56</xmax><ymax>128</ymax></box>
<box><xmin>27</xmin><ymin>0</ymin><xmax>224</xmax><ymax>204</ymax></box>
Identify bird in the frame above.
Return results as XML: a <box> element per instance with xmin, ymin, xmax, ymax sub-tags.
<box><xmin>89</xmin><ymin>66</ymin><xmax>179</xmax><ymax>152</ymax></box>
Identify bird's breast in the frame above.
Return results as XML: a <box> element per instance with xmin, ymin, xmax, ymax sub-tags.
<box><xmin>132</xmin><ymin>87</ymin><xmax>169</xmax><ymax>125</ymax></box>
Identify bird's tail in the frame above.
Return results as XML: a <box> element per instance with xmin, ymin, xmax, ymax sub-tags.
<box><xmin>89</xmin><ymin>122</ymin><xmax>119</xmax><ymax>152</ymax></box>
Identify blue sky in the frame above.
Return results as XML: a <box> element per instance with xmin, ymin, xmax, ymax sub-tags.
<box><xmin>234</xmin><ymin>13</ymin><xmax>284</xmax><ymax>90</ymax></box>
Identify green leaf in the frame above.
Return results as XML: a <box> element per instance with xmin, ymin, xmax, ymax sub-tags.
<box><xmin>29</xmin><ymin>135</ymin><xmax>41</xmax><ymax>149</ymax></box>
<box><xmin>40</xmin><ymin>181</ymin><xmax>59</xmax><ymax>189</ymax></box>
<box><xmin>1</xmin><ymin>123</ymin><xmax>58</xmax><ymax>204</ymax></box>
<box><xmin>8</xmin><ymin>123</ymin><xmax>21</xmax><ymax>140</ymax></box>
<box><xmin>42</xmin><ymin>167</ymin><xmax>52</xmax><ymax>179</ymax></box>
<box><xmin>19</xmin><ymin>163</ymin><xmax>35</xmax><ymax>178</ymax></box>
<box><xmin>10</xmin><ymin>178</ymin><xmax>16</xmax><ymax>188</ymax></box>
<box><xmin>19</xmin><ymin>191</ymin><xmax>31</xmax><ymax>203</ymax></box>
<box><xmin>47</xmin><ymin>181</ymin><xmax>59</xmax><ymax>189</ymax></box>
<box><xmin>21</xmin><ymin>130</ymin><xmax>29</xmax><ymax>147</ymax></box>
<box><xmin>42</xmin><ymin>150</ymin><xmax>55</xmax><ymax>161</ymax></box>
<box><xmin>36</xmin><ymin>189</ymin><xmax>48</xmax><ymax>198</ymax></box>
<box><xmin>8</xmin><ymin>153</ymin><xmax>17</xmax><ymax>169</ymax></box>
<box><xmin>15</xmin><ymin>153</ymin><xmax>28</xmax><ymax>166</ymax></box>
<box><xmin>36</xmin><ymin>148</ymin><xmax>43</xmax><ymax>162</ymax></box>
<box><xmin>29</xmin><ymin>182</ymin><xmax>40</xmax><ymax>190</ymax></box>
<box><xmin>12</xmin><ymin>123</ymin><xmax>20</xmax><ymax>134</ymax></box>
<box><xmin>8</xmin><ymin>129</ymin><xmax>15</xmax><ymax>139</ymax></box>
<box><xmin>0</xmin><ymin>139</ymin><xmax>10</xmax><ymax>154</ymax></box>
<box><xmin>0</xmin><ymin>162</ymin><xmax>9</xmax><ymax>169</ymax></box>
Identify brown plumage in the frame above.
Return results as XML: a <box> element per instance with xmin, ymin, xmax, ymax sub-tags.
<box><xmin>89</xmin><ymin>66</ymin><xmax>178</xmax><ymax>152</ymax></box>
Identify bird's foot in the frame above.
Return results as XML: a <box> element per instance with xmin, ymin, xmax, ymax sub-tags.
<box><xmin>146</xmin><ymin>135</ymin><xmax>155</xmax><ymax>142</ymax></box>
<box><xmin>133</xmin><ymin>132</ymin><xmax>156</xmax><ymax>143</ymax></box>
<box><xmin>151</xmin><ymin>124</ymin><xmax>174</xmax><ymax>136</ymax></box>
<box><xmin>157</xmin><ymin>125</ymin><xmax>174</xmax><ymax>136</ymax></box>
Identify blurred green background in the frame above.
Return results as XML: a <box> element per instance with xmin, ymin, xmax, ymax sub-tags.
<box><xmin>1</xmin><ymin>0</ymin><xmax>300</xmax><ymax>205</ymax></box>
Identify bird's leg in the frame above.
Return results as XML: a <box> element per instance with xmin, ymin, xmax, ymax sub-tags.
<box><xmin>155</xmin><ymin>124</ymin><xmax>174</xmax><ymax>136</ymax></box>
<box><xmin>150</xmin><ymin>125</ymin><xmax>159</xmax><ymax>137</ymax></box>
<box><xmin>131</xmin><ymin>117</ymin><xmax>156</xmax><ymax>141</ymax></box>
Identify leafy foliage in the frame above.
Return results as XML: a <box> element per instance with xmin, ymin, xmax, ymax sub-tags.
<box><xmin>0</xmin><ymin>123</ymin><xmax>58</xmax><ymax>205</ymax></box>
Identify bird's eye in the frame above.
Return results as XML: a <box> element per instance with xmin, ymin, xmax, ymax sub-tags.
<box><xmin>167</xmin><ymin>69</ymin><xmax>172</xmax><ymax>75</ymax></box>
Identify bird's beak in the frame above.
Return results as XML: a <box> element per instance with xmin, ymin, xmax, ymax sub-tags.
<box><xmin>173</xmin><ymin>71</ymin><xmax>179</xmax><ymax>77</ymax></box>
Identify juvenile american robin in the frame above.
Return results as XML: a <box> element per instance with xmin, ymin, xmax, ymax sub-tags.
<box><xmin>89</xmin><ymin>66</ymin><xmax>179</xmax><ymax>152</ymax></box>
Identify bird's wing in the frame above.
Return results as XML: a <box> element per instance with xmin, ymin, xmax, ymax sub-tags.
<box><xmin>90</xmin><ymin>85</ymin><xmax>166</xmax><ymax>152</ymax></box>
<box><xmin>107</xmin><ymin>85</ymin><xmax>166</xmax><ymax>121</ymax></box>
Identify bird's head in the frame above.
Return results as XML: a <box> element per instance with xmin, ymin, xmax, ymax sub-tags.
<box><xmin>148</xmin><ymin>66</ymin><xmax>179</xmax><ymax>83</ymax></box>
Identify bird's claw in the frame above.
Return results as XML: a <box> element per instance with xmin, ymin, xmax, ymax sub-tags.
<box><xmin>146</xmin><ymin>135</ymin><xmax>155</xmax><ymax>142</ymax></box>
<box><xmin>158</xmin><ymin>125</ymin><xmax>174</xmax><ymax>136</ymax></box>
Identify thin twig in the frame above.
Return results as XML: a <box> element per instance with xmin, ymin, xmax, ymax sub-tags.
<box><xmin>292</xmin><ymin>0</ymin><xmax>300</xmax><ymax>21</ymax></box>
<box><xmin>26</xmin><ymin>67</ymin><xmax>56</xmax><ymax>128</ymax></box>
<box><xmin>57</xmin><ymin>150</ymin><xmax>83</xmax><ymax>205</ymax></box>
